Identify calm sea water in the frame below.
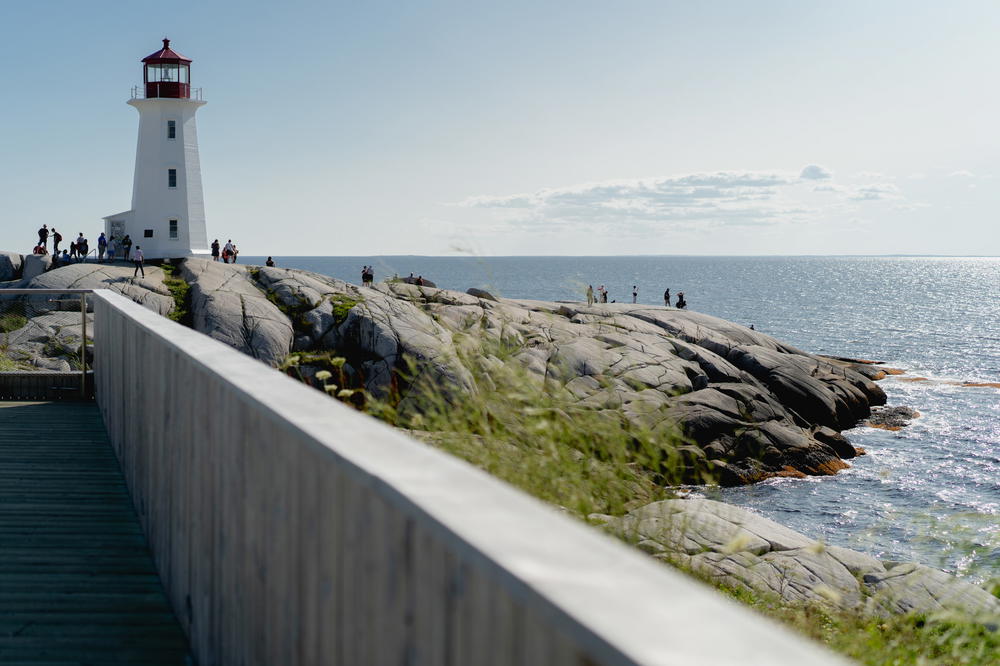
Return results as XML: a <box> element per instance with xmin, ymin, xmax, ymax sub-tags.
<box><xmin>245</xmin><ymin>255</ymin><xmax>1000</xmax><ymax>580</ymax></box>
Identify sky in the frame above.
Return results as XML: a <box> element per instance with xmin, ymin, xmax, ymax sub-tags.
<box><xmin>1</xmin><ymin>0</ymin><xmax>998</xmax><ymax>256</ymax></box>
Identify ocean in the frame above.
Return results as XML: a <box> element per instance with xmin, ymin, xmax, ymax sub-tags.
<box><xmin>244</xmin><ymin>255</ymin><xmax>1000</xmax><ymax>581</ymax></box>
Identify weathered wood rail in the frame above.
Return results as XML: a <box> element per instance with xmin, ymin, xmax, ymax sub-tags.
<box><xmin>0</xmin><ymin>371</ymin><xmax>91</xmax><ymax>400</ymax></box>
<box><xmin>90</xmin><ymin>289</ymin><xmax>847</xmax><ymax>665</ymax></box>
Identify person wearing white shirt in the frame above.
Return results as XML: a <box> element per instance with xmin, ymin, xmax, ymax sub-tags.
<box><xmin>133</xmin><ymin>246</ymin><xmax>145</xmax><ymax>278</ymax></box>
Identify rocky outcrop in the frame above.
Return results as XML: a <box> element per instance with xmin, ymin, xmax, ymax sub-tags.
<box><xmin>0</xmin><ymin>263</ymin><xmax>175</xmax><ymax>371</ymax></box>
<box><xmin>0</xmin><ymin>252</ymin><xmax>23</xmax><ymax>282</ymax></box>
<box><xmin>596</xmin><ymin>498</ymin><xmax>1000</xmax><ymax>619</ymax></box>
<box><xmin>21</xmin><ymin>254</ymin><xmax>51</xmax><ymax>281</ymax></box>
<box><xmin>21</xmin><ymin>262</ymin><xmax>175</xmax><ymax>315</ymax></box>
<box><xmin>864</xmin><ymin>406</ymin><xmax>920</xmax><ymax>431</ymax></box>
<box><xmin>401</xmin><ymin>276</ymin><xmax>437</xmax><ymax>288</ymax></box>
<box><xmin>2</xmin><ymin>257</ymin><xmax>894</xmax><ymax>485</ymax></box>
<box><xmin>181</xmin><ymin>260</ymin><xmax>890</xmax><ymax>485</ymax></box>
<box><xmin>180</xmin><ymin>259</ymin><xmax>293</xmax><ymax>366</ymax></box>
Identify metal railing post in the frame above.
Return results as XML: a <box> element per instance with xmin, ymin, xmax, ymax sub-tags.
<box><xmin>80</xmin><ymin>293</ymin><xmax>87</xmax><ymax>399</ymax></box>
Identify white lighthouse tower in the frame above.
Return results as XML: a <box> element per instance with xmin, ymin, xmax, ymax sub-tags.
<box><xmin>105</xmin><ymin>39</ymin><xmax>210</xmax><ymax>259</ymax></box>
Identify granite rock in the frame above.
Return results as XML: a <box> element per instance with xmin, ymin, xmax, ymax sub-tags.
<box><xmin>182</xmin><ymin>261</ymin><xmax>893</xmax><ymax>483</ymax></box>
<box><xmin>599</xmin><ymin>498</ymin><xmax>1000</xmax><ymax>618</ymax></box>
<box><xmin>0</xmin><ymin>252</ymin><xmax>23</xmax><ymax>281</ymax></box>
<box><xmin>179</xmin><ymin>259</ymin><xmax>293</xmax><ymax>366</ymax></box>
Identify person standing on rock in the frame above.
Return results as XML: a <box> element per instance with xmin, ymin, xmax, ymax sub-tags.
<box><xmin>632</xmin><ymin>285</ymin><xmax>638</xmax><ymax>304</ymax></box>
<box><xmin>133</xmin><ymin>246</ymin><xmax>145</xmax><ymax>278</ymax></box>
<box><xmin>38</xmin><ymin>225</ymin><xmax>49</xmax><ymax>249</ymax></box>
<box><xmin>97</xmin><ymin>233</ymin><xmax>107</xmax><ymax>263</ymax></box>
<box><xmin>122</xmin><ymin>235</ymin><xmax>132</xmax><ymax>261</ymax></box>
<box><xmin>107</xmin><ymin>236</ymin><xmax>117</xmax><ymax>263</ymax></box>
<box><xmin>265</xmin><ymin>256</ymin><xmax>275</xmax><ymax>267</ymax></box>
<box><xmin>52</xmin><ymin>228</ymin><xmax>62</xmax><ymax>253</ymax></box>
<box><xmin>76</xmin><ymin>233</ymin><xmax>88</xmax><ymax>262</ymax></box>
<box><xmin>211</xmin><ymin>239</ymin><xmax>220</xmax><ymax>261</ymax></box>
<box><xmin>676</xmin><ymin>292</ymin><xmax>687</xmax><ymax>309</ymax></box>
<box><xmin>586</xmin><ymin>284</ymin><xmax>595</xmax><ymax>306</ymax></box>
<box><xmin>599</xmin><ymin>285</ymin><xmax>607</xmax><ymax>303</ymax></box>
<box><xmin>663</xmin><ymin>288</ymin><xmax>670</xmax><ymax>307</ymax></box>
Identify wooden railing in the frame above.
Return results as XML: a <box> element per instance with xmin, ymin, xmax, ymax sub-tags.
<box><xmin>89</xmin><ymin>288</ymin><xmax>847</xmax><ymax>666</ymax></box>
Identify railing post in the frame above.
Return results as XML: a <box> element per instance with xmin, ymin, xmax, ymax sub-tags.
<box><xmin>81</xmin><ymin>293</ymin><xmax>87</xmax><ymax>399</ymax></box>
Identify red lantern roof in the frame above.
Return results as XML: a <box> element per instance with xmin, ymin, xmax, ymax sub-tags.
<box><xmin>141</xmin><ymin>38</ymin><xmax>192</xmax><ymax>64</ymax></box>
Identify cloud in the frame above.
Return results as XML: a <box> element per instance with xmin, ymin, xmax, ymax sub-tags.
<box><xmin>947</xmin><ymin>170</ymin><xmax>975</xmax><ymax>178</ymax></box>
<box><xmin>800</xmin><ymin>164</ymin><xmax>832</xmax><ymax>180</ymax></box>
<box><xmin>455</xmin><ymin>166</ymin><xmax>905</xmax><ymax>235</ymax></box>
<box><xmin>849</xmin><ymin>183</ymin><xmax>901</xmax><ymax>201</ymax></box>
<box><xmin>853</xmin><ymin>171</ymin><xmax>888</xmax><ymax>180</ymax></box>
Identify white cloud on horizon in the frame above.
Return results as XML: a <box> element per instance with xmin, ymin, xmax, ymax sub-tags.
<box><xmin>849</xmin><ymin>183</ymin><xmax>902</xmax><ymax>201</ymax></box>
<box><xmin>455</xmin><ymin>166</ymin><xmax>908</xmax><ymax>236</ymax></box>
<box><xmin>800</xmin><ymin>164</ymin><xmax>832</xmax><ymax>180</ymax></box>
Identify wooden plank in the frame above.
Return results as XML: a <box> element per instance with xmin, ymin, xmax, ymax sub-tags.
<box><xmin>0</xmin><ymin>401</ymin><xmax>191</xmax><ymax>665</ymax></box>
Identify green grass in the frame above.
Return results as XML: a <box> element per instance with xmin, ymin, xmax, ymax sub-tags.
<box><xmin>0</xmin><ymin>313</ymin><xmax>27</xmax><ymax>334</ymax></box>
<box><xmin>363</xmin><ymin>353</ymin><xmax>707</xmax><ymax>517</ymax></box>
<box><xmin>329</xmin><ymin>294</ymin><xmax>360</xmax><ymax>325</ymax></box>
<box><xmin>159</xmin><ymin>263</ymin><xmax>192</xmax><ymax>326</ymax></box>
<box><xmin>0</xmin><ymin>355</ymin><xmax>33</xmax><ymax>371</ymax></box>
<box><xmin>289</xmin><ymin>339</ymin><xmax>999</xmax><ymax>664</ymax></box>
<box><xmin>719</xmin><ymin>582</ymin><xmax>999</xmax><ymax>665</ymax></box>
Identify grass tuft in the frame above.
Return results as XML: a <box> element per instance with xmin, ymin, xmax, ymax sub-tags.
<box><xmin>159</xmin><ymin>263</ymin><xmax>192</xmax><ymax>326</ymax></box>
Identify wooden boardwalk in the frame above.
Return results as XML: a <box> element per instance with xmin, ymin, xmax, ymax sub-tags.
<box><xmin>0</xmin><ymin>401</ymin><xmax>191</xmax><ymax>665</ymax></box>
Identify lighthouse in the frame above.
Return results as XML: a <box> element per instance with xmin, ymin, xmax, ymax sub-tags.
<box><xmin>104</xmin><ymin>39</ymin><xmax>210</xmax><ymax>259</ymax></box>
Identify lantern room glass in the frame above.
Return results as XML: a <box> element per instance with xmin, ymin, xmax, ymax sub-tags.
<box><xmin>146</xmin><ymin>64</ymin><xmax>189</xmax><ymax>84</ymax></box>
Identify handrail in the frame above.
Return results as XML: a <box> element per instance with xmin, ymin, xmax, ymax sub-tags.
<box><xmin>131</xmin><ymin>85</ymin><xmax>204</xmax><ymax>101</ymax></box>
<box><xmin>89</xmin><ymin>288</ymin><xmax>847</xmax><ymax>665</ymax></box>
<box><xmin>0</xmin><ymin>288</ymin><xmax>90</xmax><ymax>398</ymax></box>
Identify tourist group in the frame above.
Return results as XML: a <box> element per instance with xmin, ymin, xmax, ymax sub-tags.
<box><xmin>585</xmin><ymin>284</ymin><xmax>688</xmax><ymax>309</ymax></box>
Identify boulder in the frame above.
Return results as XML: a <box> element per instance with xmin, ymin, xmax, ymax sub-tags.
<box><xmin>600</xmin><ymin>499</ymin><xmax>1000</xmax><ymax>618</ymax></box>
<box><xmin>180</xmin><ymin>259</ymin><xmax>294</xmax><ymax>366</ymax></box>
<box><xmin>22</xmin><ymin>254</ymin><xmax>51</xmax><ymax>281</ymax></box>
<box><xmin>0</xmin><ymin>251</ymin><xmax>23</xmax><ymax>281</ymax></box>
<box><xmin>401</xmin><ymin>276</ymin><xmax>437</xmax><ymax>288</ymax></box>
<box><xmin>466</xmin><ymin>287</ymin><xmax>497</xmax><ymax>302</ymax></box>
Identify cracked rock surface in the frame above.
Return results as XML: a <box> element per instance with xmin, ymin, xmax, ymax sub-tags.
<box><xmin>179</xmin><ymin>259</ymin><xmax>293</xmax><ymax>366</ymax></box>
<box><xmin>180</xmin><ymin>260</ymin><xmax>893</xmax><ymax>485</ymax></box>
<box><xmin>0</xmin><ymin>262</ymin><xmax>174</xmax><ymax>370</ymax></box>
<box><xmin>597</xmin><ymin>498</ymin><xmax>1000</xmax><ymax>618</ymax></box>
<box><xmin>3</xmin><ymin>259</ymin><xmax>893</xmax><ymax>485</ymax></box>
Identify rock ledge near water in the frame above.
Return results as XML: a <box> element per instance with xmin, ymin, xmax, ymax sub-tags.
<box><xmin>179</xmin><ymin>259</ymin><xmax>890</xmax><ymax>486</ymax></box>
<box><xmin>595</xmin><ymin>498</ymin><xmax>999</xmax><ymax>619</ymax></box>
<box><xmin>2</xmin><ymin>258</ymin><xmax>897</xmax><ymax>486</ymax></box>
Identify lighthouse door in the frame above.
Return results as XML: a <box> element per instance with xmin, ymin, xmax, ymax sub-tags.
<box><xmin>110</xmin><ymin>220</ymin><xmax>125</xmax><ymax>240</ymax></box>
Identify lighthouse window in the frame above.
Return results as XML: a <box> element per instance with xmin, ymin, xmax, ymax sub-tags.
<box><xmin>168</xmin><ymin>169</ymin><xmax>177</xmax><ymax>188</ymax></box>
<box><xmin>169</xmin><ymin>219</ymin><xmax>178</xmax><ymax>239</ymax></box>
<box><xmin>167</xmin><ymin>121</ymin><xmax>176</xmax><ymax>139</ymax></box>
